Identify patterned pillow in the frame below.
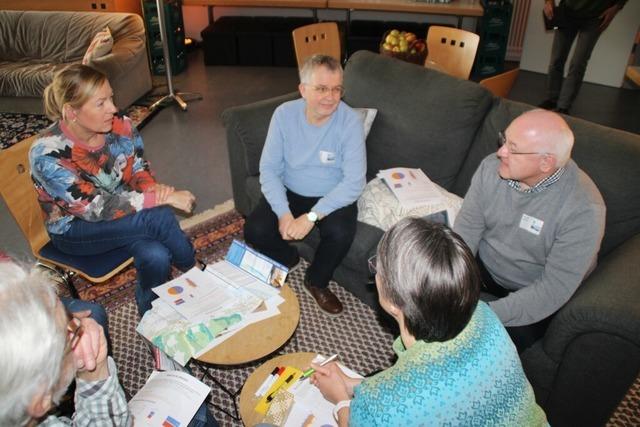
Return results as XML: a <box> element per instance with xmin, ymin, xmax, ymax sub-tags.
<box><xmin>357</xmin><ymin>177</ymin><xmax>463</xmax><ymax>231</ymax></box>
<box><xmin>82</xmin><ymin>27</ymin><xmax>113</xmax><ymax>65</ymax></box>
<box><xmin>353</xmin><ymin>107</ymin><xmax>378</xmax><ymax>139</ymax></box>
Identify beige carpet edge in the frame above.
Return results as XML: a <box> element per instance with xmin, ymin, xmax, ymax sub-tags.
<box><xmin>179</xmin><ymin>199</ymin><xmax>235</xmax><ymax>230</ymax></box>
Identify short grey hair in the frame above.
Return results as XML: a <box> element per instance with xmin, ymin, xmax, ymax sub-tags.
<box><xmin>299</xmin><ymin>54</ymin><xmax>342</xmax><ymax>84</ymax></box>
<box><xmin>0</xmin><ymin>261</ymin><xmax>66</xmax><ymax>426</ymax></box>
<box><xmin>376</xmin><ymin>218</ymin><xmax>480</xmax><ymax>342</ymax></box>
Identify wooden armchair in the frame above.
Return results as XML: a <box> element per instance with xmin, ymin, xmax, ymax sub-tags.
<box><xmin>425</xmin><ymin>26</ymin><xmax>480</xmax><ymax>80</ymax></box>
<box><xmin>292</xmin><ymin>22</ymin><xmax>341</xmax><ymax>68</ymax></box>
<box><xmin>0</xmin><ymin>137</ymin><xmax>132</xmax><ymax>297</ymax></box>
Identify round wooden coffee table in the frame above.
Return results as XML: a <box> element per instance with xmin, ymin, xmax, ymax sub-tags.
<box><xmin>239</xmin><ymin>352</ymin><xmax>316</xmax><ymax>427</ymax></box>
<box><xmin>196</xmin><ymin>284</ymin><xmax>300</xmax><ymax>365</ymax></box>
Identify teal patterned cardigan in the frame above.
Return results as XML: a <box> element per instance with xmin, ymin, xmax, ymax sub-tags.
<box><xmin>350</xmin><ymin>302</ymin><xmax>548</xmax><ymax>426</ymax></box>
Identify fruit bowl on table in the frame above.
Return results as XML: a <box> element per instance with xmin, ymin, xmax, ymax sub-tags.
<box><xmin>379</xmin><ymin>29</ymin><xmax>428</xmax><ymax>65</ymax></box>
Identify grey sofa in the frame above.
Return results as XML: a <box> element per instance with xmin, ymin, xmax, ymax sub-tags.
<box><xmin>0</xmin><ymin>10</ymin><xmax>152</xmax><ymax>114</ymax></box>
<box><xmin>223</xmin><ymin>50</ymin><xmax>640</xmax><ymax>426</ymax></box>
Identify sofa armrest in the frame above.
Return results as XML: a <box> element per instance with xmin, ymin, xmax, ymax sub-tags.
<box><xmin>521</xmin><ymin>232</ymin><xmax>640</xmax><ymax>425</ymax></box>
<box><xmin>222</xmin><ymin>92</ymin><xmax>298</xmax><ymax>215</ymax></box>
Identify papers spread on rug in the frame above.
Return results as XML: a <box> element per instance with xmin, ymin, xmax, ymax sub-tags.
<box><xmin>137</xmin><ymin>239</ymin><xmax>287</xmax><ymax>365</ymax></box>
<box><xmin>128</xmin><ymin>370</ymin><xmax>209</xmax><ymax>426</ymax></box>
<box><xmin>377</xmin><ymin>167</ymin><xmax>443</xmax><ymax>209</ymax></box>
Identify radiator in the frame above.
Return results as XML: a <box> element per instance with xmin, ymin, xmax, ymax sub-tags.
<box><xmin>506</xmin><ymin>0</ymin><xmax>531</xmax><ymax>61</ymax></box>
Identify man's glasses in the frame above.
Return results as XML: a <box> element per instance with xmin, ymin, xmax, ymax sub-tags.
<box><xmin>64</xmin><ymin>313</ymin><xmax>83</xmax><ymax>354</ymax></box>
<box><xmin>498</xmin><ymin>131</ymin><xmax>550</xmax><ymax>156</ymax></box>
<box><xmin>305</xmin><ymin>84</ymin><xmax>345</xmax><ymax>97</ymax></box>
<box><xmin>368</xmin><ymin>255</ymin><xmax>377</xmax><ymax>276</ymax></box>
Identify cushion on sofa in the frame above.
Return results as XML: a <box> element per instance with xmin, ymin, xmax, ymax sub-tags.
<box><xmin>342</xmin><ymin>51</ymin><xmax>494</xmax><ymax>191</ymax></box>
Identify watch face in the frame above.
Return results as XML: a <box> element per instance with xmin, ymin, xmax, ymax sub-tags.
<box><xmin>307</xmin><ymin>212</ymin><xmax>318</xmax><ymax>222</ymax></box>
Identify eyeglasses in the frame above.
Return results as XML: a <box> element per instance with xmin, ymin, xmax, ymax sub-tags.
<box><xmin>305</xmin><ymin>84</ymin><xmax>345</xmax><ymax>97</ymax></box>
<box><xmin>498</xmin><ymin>131</ymin><xmax>550</xmax><ymax>156</ymax></box>
<box><xmin>367</xmin><ymin>255</ymin><xmax>377</xmax><ymax>276</ymax></box>
<box><xmin>64</xmin><ymin>313</ymin><xmax>83</xmax><ymax>354</ymax></box>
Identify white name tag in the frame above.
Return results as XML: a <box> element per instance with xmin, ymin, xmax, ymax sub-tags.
<box><xmin>520</xmin><ymin>214</ymin><xmax>544</xmax><ymax>235</ymax></box>
<box><xmin>319</xmin><ymin>150</ymin><xmax>336</xmax><ymax>164</ymax></box>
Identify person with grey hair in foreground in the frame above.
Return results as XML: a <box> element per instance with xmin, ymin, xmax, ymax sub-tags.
<box><xmin>0</xmin><ymin>260</ymin><xmax>131</xmax><ymax>426</ymax></box>
<box><xmin>244</xmin><ymin>54</ymin><xmax>366</xmax><ymax>315</ymax></box>
<box><xmin>310</xmin><ymin>219</ymin><xmax>546</xmax><ymax>426</ymax></box>
<box><xmin>454</xmin><ymin>109</ymin><xmax>606</xmax><ymax>351</ymax></box>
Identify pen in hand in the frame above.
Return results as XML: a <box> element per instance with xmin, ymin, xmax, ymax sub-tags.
<box><xmin>300</xmin><ymin>353</ymin><xmax>339</xmax><ymax>381</ymax></box>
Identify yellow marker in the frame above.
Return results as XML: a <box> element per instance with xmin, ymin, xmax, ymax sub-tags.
<box><xmin>254</xmin><ymin>366</ymin><xmax>303</xmax><ymax>415</ymax></box>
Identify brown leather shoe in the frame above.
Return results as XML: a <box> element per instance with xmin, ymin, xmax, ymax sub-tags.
<box><xmin>302</xmin><ymin>279</ymin><xmax>343</xmax><ymax>315</ymax></box>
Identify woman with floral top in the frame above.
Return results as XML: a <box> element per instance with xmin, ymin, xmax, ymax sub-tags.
<box><xmin>30</xmin><ymin>64</ymin><xmax>195</xmax><ymax>315</ymax></box>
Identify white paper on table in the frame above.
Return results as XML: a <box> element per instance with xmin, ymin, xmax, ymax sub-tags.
<box><xmin>128</xmin><ymin>370</ymin><xmax>210</xmax><ymax>426</ymax></box>
<box><xmin>192</xmin><ymin>296</ymin><xmax>283</xmax><ymax>357</ymax></box>
<box><xmin>207</xmin><ymin>260</ymin><xmax>279</xmax><ymax>301</ymax></box>
<box><xmin>284</xmin><ymin>355</ymin><xmax>365</xmax><ymax>427</ymax></box>
<box><xmin>152</xmin><ymin>267</ymin><xmax>244</xmax><ymax>322</ymax></box>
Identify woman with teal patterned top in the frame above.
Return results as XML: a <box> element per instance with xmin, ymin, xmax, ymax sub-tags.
<box><xmin>311</xmin><ymin>218</ymin><xmax>547</xmax><ymax>426</ymax></box>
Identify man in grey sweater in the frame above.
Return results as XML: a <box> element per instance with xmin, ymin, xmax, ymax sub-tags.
<box><xmin>454</xmin><ymin>109</ymin><xmax>605</xmax><ymax>351</ymax></box>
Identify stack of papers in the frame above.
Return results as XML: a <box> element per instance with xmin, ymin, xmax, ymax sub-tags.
<box><xmin>377</xmin><ymin>167</ymin><xmax>443</xmax><ymax>209</ymax></box>
<box><xmin>137</xmin><ymin>240</ymin><xmax>287</xmax><ymax>365</ymax></box>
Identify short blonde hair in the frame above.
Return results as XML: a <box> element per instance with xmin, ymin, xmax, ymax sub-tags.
<box><xmin>43</xmin><ymin>64</ymin><xmax>108</xmax><ymax>121</ymax></box>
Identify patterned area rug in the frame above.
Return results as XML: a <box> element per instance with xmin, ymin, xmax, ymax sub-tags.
<box><xmin>0</xmin><ymin>98</ymin><xmax>160</xmax><ymax>151</ymax></box>
<box><xmin>77</xmin><ymin>206</ymin><xmax>639</xmax><ymax>427</ymax></box>
<box><xmin>106</xmin><ymin>208</ymin><xmax>397</xmax><ymax>427</ymax></box>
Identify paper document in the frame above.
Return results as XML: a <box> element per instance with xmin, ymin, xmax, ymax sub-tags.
<box><xmin>378</xmin><ymin>167</ymin><xmax>443</xmax><ymax>209</ymax></box>
<box><xmin>284</xmin><ymin>355</ymin><xmax>364</xmax><ymax>427</ymax></box>
<box><xmin>128</xmin><ymin>370</ymin><xmax>210</xmax><ymax>426</ymax></box>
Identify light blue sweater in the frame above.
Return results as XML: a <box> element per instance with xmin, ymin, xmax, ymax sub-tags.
<box><xmin>259</xmin><ymin>98</ymin><xmax>366</xmax><ymax>218</ymax></box>
<box><xmin>350</xmin><ymin>302</ymin><xmax>547</xmax><ymax>427</ymax></box>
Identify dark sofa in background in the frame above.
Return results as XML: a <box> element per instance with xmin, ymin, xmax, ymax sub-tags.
<box><xmin>223</xmin><ymin>50</ymin><xmax>640</xmax><ymax>426</ymax></box>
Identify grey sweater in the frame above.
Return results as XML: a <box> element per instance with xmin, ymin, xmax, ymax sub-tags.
<box><xmin>454</xmin><ymin>155</ymin><xmax>606</xmax><ymax>327</ymax></box>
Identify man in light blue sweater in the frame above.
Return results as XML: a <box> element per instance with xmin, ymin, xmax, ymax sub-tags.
<box><xmin>454</xmin><ymin>109</ymin><xmax>605</xmax><ymax>351</ymax></box>
<box><xmin>244</xmin><ymin>55</ymin><xmax>366</xmax><ymax>315</ymax></box>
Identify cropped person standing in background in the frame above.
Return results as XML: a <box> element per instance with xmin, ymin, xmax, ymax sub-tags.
<box><xmin>539</xmin><ymin>0</ymin><xmax>627</xmax><ymax>114</ymax></box>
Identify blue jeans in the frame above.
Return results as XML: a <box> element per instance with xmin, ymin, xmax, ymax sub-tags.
<box><xmin>51</xmin><ymin>207</ymin><xmax>195</xmax><ymax>315</ymax></box>
<box><xmin>188</xmin><ymin>402</ymin><xmax>219</xmax><ymax>427</ymax></box>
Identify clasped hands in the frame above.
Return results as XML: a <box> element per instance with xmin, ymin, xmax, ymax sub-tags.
<box><xmin>278</xmin><ymin>212</ymin><xmax>315</xmax><ymax>241</ymax></box>
<box><xmin>152</xmin><ymin>183</ymin><xmax>196</xmax><ymax>213</ymax></box>
<box><xmin>69</xmin><ymin>310</ymin><xmax>110</xmax><ymax>382</ymax></box>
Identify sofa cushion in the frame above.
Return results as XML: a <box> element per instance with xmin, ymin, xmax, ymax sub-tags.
<box><xmin>83</xmin><ymin>27</ymin><xmax>114</xmax><ymax>65</ymax></box>
<box><xmin>342</xmin><ymin>51</ymin><xmax>493</xmax><ymax>191</ymax></box>
<box><xmin>0</xmin><ymin>61</ymin><xmax>70</xmax><ymax>97</ymax></box>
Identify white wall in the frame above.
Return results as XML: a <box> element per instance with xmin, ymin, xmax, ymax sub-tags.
<box><xmin>519</xmin><ymin>1</ymin><xmax>640</xmax><ymax>87</ymax></box>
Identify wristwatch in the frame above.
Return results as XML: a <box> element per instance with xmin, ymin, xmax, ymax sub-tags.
<box><xmin>306</xmin><ymin>211</ymin><xmax>318</xmax><ymax>223</ymax></box>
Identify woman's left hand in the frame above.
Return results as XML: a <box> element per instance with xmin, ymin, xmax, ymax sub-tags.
<box><xmin>310</xmin><ymin>362</ymin><xmax>351</xmax><ymax>404</ymax></box>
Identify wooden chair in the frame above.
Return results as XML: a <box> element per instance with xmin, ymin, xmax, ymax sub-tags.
<box><xmin>0</xmin><ymin>136</ymin><xmax>132</xmax><ymax>298</ymax></box>
<box><xmin>292</xmin><ymin>22</ymin><xmax>341</xmax><ymax>69</ymax></box>
<box><xmin>479</xmin><ymin>68</ymin><xmax>520</xmax><ymax>98</ymax></box>
<box><xmin>425</xmin><ymin>26</ymin><xmax>480</xmax><ymax>80</ymax></box>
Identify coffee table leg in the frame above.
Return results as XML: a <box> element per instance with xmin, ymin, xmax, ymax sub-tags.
<box><xmin>192</xmin><ymin>361</ymin><xmax>242</xmax><ymax>421</ymax></box>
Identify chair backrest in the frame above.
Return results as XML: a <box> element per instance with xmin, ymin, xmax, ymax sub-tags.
<box><xmin>0</xmin><ymin>136</ymin><xmax>50</xmax><ymax>255</ymax></box>
<box><xmin>425</xmin><ymin>26</ymin><xmax>480</xmax><ymax>80</ymax></box>
<box><xmin>292</xmin><ymin>22</ymin><xmax>341</xmax><ymax>69</ymax></box>
<box><xmin>479</xmin><ymin>68</ymin><xmax>520</xmax><ymax>98</ymax></box>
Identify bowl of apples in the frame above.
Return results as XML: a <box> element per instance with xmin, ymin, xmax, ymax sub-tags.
<box><xmin>380</xmin><ymin>29</ymin><xmax>428</xmax><ymax>65</ymax></box>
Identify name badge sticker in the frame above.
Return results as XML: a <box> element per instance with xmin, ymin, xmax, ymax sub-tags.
<box><xmin>519</xmin><ymin>214</ymin><xmax>544</xmax><ymax>236</ymax></box>
<box><xmin>319</xmin><ymin>150</ymin><xmax>336</xmax><ymax>164</ymax></box>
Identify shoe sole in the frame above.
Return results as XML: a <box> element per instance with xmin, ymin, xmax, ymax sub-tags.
<box><xmin>301</xmin><ymin>282</ymin><xmax>343</xmax><ymax>317</ymax></box>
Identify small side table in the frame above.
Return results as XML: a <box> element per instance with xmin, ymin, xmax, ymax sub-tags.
<box><xmin>192</xmin><ymin>285</ymin><xmax>300</xmax><ymax>420</ymax></box>
<box><xmin>239</xmin><ymin>352</ymin><xmax>317</xmax><ymax>427</ymax></box>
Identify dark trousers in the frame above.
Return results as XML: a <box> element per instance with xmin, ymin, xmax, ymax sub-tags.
<box><xmin>244</xmin><ymin>190</ymin><xmax>357</xmax><ymax>289</ymax></box>
<box><xmin>51</xmin><ymin>206</ymin><xmax>195</xmax><ymax>316</ymax></box>
<box><xmin>477</xmin><ymin>258</ymin><xmax>552</xmax><ymax>353</ymax></box>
